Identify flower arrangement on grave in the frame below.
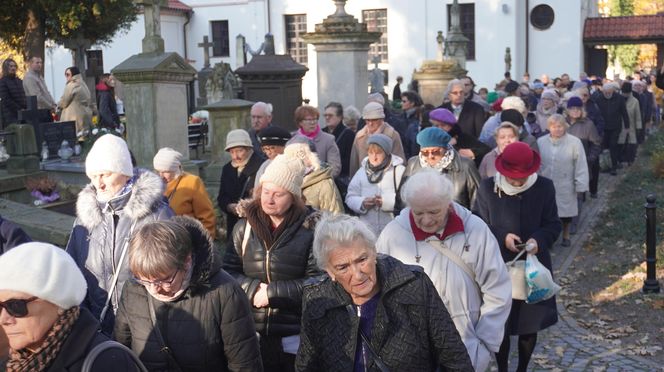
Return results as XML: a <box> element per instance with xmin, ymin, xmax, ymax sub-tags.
<box><xmin>78</xmin><ymin>120</ymin><xmax>125</xmax><ymax>159</ymax></box>
<box><xmin>25</xmin><ymin>176</ymin><xmax>60</xmax><ymax>205</ymax></box>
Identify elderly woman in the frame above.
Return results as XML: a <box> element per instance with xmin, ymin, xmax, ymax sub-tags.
<box><xmin>254</xmin><ymin>126</ymin><xmax>292</xmax><ymax>186</ymax></box>
<box><xmin>473</xmin><ymin>142</ymin><xmax>562</xmax><ymax>372</ymax></box>
<box><xmin>217</xmin><ymin>129</ymin><xmax>265</xmax><ymax>239</ymax></box>
<box><xmin>153</xmin><ymin>147</ymin><xmax>217</xmax><ymax>238</ymax></box>
<box><xmin>618</xmin><ymin>82</ymin><xmax>642</xmax><ymax>165</ymax></box>
<box><xmin>429</xmin><ymin>108</ymin><xmax>490</xmax><ymax>167</ymax></box>
<box><xmin>537</xmin><ymin>114</ymin><xmax>589</xmax><ymax>246</ymax></box>
<box><xmin>67</xmin><ymin>134</ymin><xmax>173</xmax><ymax>335</ymax></box>
<box><xmin>0</xmin><ymin>242</ymin><xmax>138</xmax><ymax>371</ymax></box>
<box><xmin>403</xmin><ymin>127</ymin><xmax>480</xmax><ymax>209</ymax></box>
<box><xmin>346</xmin><ymin>134</ymin><xmax>405</xmax><ymax>234</ymax></box>
<box><xmin>284</xmin><ymin>140</ymin><xmax>344</xmax><ymax>214</ymax></box>
<box><xmin>296</xmin><ymin>214</ymin><xmax>473</xmax><ymax>371</ymax></box>
<box><xmin>114</xmin><ymin>217</ymin><xmax>262</xmax><ymax>371</ymax></box>
<box><xmin>377</xmin><ymin>170</ymin><xmax>511</xmax><ymax>372</ymax></box>
<box><xmin>58</xmin><ymin>66</ymin><xmax>93</xmax><ymax>135</ymax></box>
<box><xmin>479</xmin><ymin>122</ymin><xmax>519</xmax><ymax>179</ymax></box>
<box><xmin>535</xmin><ymin>89</ymin><xmax>559</xmax><ymax>133</ymax></box>
<box><xmin>223</xmin><ymin>154</ymin><xmax>320</xmax><ymax>372</ymax></box>
<box><xmin>293</xmin><ymin>105</ymin><xmax>341</xmax><ymax>178</ymax></box>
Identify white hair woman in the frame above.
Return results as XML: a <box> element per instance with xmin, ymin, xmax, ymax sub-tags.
<box><xmin>535</xmin><ymin>89</ymin><xmax>559</xmax><ymax>132</ymax></box>
<box><xmin>0</xmin><ymin>243</ymin><xmax>138</xmax><ymax>371</ymax></box>
<box><xmin>296</xmin><ymin>214</ymin><xmax>473</xmax><ymax>371</ymax></box>
<box><xmin>377</xmin><ymin>170</ymin><xmax>511</xmax><ymax>372</ymax></box>
<box><xmin>114</xmin><ymin>217</ymin><xmax>262</xmax><ymax>371</ymax></box>
<box><xmin>223</xmin><ymin>154</ymin><xmax>321</xmax><ymax>372</ymax></box>
<box><xmin>478</xmin><ymin>122</ymin><xmax>519</xmax><ymax>179</ymax></box>
<box><xmin>153</xmin><ymin>147</ymin><xmax>217</xmax><ymax>238</ymax></box>
<box><xmin>67</xmin><ymin>134</ymin><xmax>173</xmax><ymax>335</ymax></box>
<box><xmin>537</xmin><ymin>114</ymin><xmax>589</xmax><ymax>246</ymax></box>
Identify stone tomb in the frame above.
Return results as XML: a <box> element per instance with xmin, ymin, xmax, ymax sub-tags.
<box><xmin>40</xmin><ymin>121</ymin><xmax>77</xmax><ymax>158</ymax></box>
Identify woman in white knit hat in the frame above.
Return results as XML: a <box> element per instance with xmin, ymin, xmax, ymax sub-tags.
<box><xmin>66</xmin><ymin>134</ymin><xmax>173</xmax><ymax>336</ymax></box>
<box><xmin>153</xmin><ymin>147</ymin><xmax>217</xmax><ymax>238</ymax></box>
<box><xmin>223</xmin><ymin>154</ymin><xmax>321</xmax><ymax>372</ymax></box>
<box><xmin>0</xmin><ymin>242</ymin><xmax>139</xmax><ymax>371</ymax></box>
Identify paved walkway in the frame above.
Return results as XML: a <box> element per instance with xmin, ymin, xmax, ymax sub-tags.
<box><xmin>498</xmin><ymin>170</ymin><xmax>663</xmax><ymax>371</ymax></box>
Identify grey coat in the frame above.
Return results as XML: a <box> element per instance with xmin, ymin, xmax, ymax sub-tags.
<box><xmin>67</xmin><ymin>170</ymin><xmax>173</xmax><ymax>334</ymax></box>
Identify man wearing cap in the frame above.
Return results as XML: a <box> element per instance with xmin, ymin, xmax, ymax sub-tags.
<box><xmin>440</xmin><ymin>79</ymin><xmax>486</xmax><ymax>139</ymax></box>
<box><xmin>253</xmin><ymin>125</ymin><xmax>292</xmax><ymax>187</ymax></box>
<box><xmin>67</xmin><ymin>134</ymin><xmax>173</xmax><ymax>335</ymax></box>
<box><xmin>217</xmin><ymin>129</ymin><xmax>264</xmax><ymax>238</ymax></box>
<box><xmin>403</xmin><ymin>126</ymin><xmax>480</xmax><ymax>209</ymax></box>
<box><xmin>349</xmin><ymin>101</ymin><xmax>405</xmax><ymax>176</ymax></box>
<box><xmin>429</xmin><ymin>108</ymin><xmax>490</xmax><ymax>167</ymax></box>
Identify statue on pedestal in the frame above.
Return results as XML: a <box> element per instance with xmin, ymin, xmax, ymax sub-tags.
<box><xmin>205</xmin><ymin>63</ymin><xmax>239</xmax><ymax>104</ymax></box>
<box><xmin>369</xmin><ymin>55</ymin><xmax>385</xmax><ymax>93</ymax></box>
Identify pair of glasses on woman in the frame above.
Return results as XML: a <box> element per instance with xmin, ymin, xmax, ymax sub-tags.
<box><xmin>132</xmin><ymin>269</ymin><xmax>180</xmax><ymax>288</ymax></box>
<box><xmin>0</xmin><ymin>297</ymin><xmax>38</xmax><ymax>318</ymax></box>
<box><xmin>421</xmin><ymin>149</ymin><xmax>443</xmax><ymax>157</ymax></box>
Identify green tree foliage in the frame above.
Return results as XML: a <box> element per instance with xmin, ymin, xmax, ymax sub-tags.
<box><xmin>0</xmin><ymin>1</ymin><xmax>137</xmax><ymax>62</ymax></box>
<box><xmin>607</xmin><ymin>0</ymin><xmax>639</xmax><ymax>73</ymax></box>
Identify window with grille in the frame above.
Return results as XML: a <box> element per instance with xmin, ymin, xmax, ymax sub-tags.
<box><xmin>362</xmin><ymin>9</ymin><xmax>388</xmax><ymax>64</ymax></box>
<box><xmin>285</xmin><ymin>14</ymin><xmax>308</xmax><ymax>65</ymax></box>
<box><xmin>447</xmin><ymin>3</ymin><xmax>475</xmax><ymax>60</ymax></box>
<box><xmin>211</xmin><ymin>20</ymin><xmax>230</xmax><ymax>57</ymax></box>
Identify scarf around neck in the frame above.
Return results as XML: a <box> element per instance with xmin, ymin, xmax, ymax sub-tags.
<box><xmin>298</xmin><ymin>124</ymin><xmax>321</xmax><ymax>140</ymax></box>
<box><xmin>493</xmin><ymin>172</ymin><xmax>538</xmax><ymax>197</ymax></box>
<box><xmin>231</xmin><ymin>150</ymin><xmax>254</xmax><ymax>173</ymax></box>
<box><xmin>364</xmin><ymin>155</ymin><xmax>391</xmax><ymax>184</ymax></box>
<box><xmin>419</xmin><ymin>147</ymin><xmax>455</xmax><ymax>172</ymax></box>
<box><xmin>6</xmin><ymin>307</ymin><xmax>80</xmax><ymax>372</ymax></box>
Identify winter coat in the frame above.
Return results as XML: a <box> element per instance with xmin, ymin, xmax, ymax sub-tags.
<box><xmin>302</xmin><ymin>165</ymin><xmax>344</xmax><ymax>214</ymax></box>
<box><xmin>0</xmin><ymin>75</ymin><xmax>26</xmax><ymax>125</ymax></box>
<box><xmin>618</xmin><ymin>94</ymin><xmax>642</xmax><ymax>145</ymax></box>
<box><xmin>376</xmin><ymin>205</ymin><xmax>512</xmax><ymax>372</ymax></box>
<box><xmin>594</xmin><ymin>93</ymin><xmax>629</xmax><ymax>132</ymax></box>
<box><xmin>223</xmin><ymin>208</ymin><xmax>321</xmax><ymax>337</ymax></box>
<box><xmin>568</xmin><ymin>117</ymin><xmax>602</xmax><ymax>163</ymax></box>
<box><xmin>473</xmin><ymin>176</ymin><xmax>561</xmax><ymax>335</ymax></box>
<box><xmin>295</xmin><ymin>255</ymin><xmax>474</xmax><ymax>372</ymax></box>
<box><xmin>450</xmin><ymin>130</ymin><xmax>491</xmax><ymax>168</ymax></box>
<box><xmin>59</xmin><ymin>74</ymin><xmax>93</xmax><ymax>134</ymax></box>
<box><xmin>349</xmin><ymin>123</ymin><xmax>405</xmax><ymax>177</ymax></box>
<box><xmin>478</xmin><ymin>113</ymin><xmax>501</xmax><ymax>147</ymax></box>
<box><xmin>478</xmin><ymin>149</ymin><xmax>499</xmax><ymax>179</ymax></box>
<box><xmin>66</xmin><ymin>171</ymin><xmax>174</xmax><ymax>335</ymax></box>
<box><xmin>114</xmin><ymin>216</ymin><xmax>262</xmax><ymax>372</ymax></box>
<box><xmin>537</xmin><ymin>133</ymin><xmax>589</xmax><ymax>218</ymax></box>
<box><xmin>217</xmin><ymin>151</ymin><xmax>264</xmax><ymax>237</ymax></box>
<box><xmin>585</xmin><ymin>99</ymin><xmax>605</xmax><ymax>136</ymax></box>
<box><xmin>23</xmin><ymin>69</ymin><xmax>56</xmax><ymax>110</ymax></box>
<box><xmin>403</xmin><ymin>151</ymin><xmax>480</xmax><ymax>209</ymax></box>
<box><xmin>401</xmin><ymin>108</ymin><xmax>420</xmax><ymax>158</ymax></box>
<box><xmin>302</xmin><ymin>130</ymin><xmax>342</xmax><ymax>178</ymax></box>
<box><xmin>96</xmin><ymin>82</ymin><xmax>119</xmax><ymax>128</ymax></box>
<box><xmin>165</xmin><ymin>172</ymin><xmax>217</xmax><ymax>239</ymax></box>
<box><xmin>323</xmin><ymin>123</ymin><xmax>355</xmax><ymax>179</ymax></box>
<box><xmin>0</xmin><ymin>215</ymin><xmax>31</xmax><ymax>255</ymax></box>
<box><xmin>46</xmin><ymin>307</ymin><xmax>140</xmax><ymax>372</ymax></box>
<box><xmin>346</xmin><ymin>156</ymin><xmax>405</xmax><ymax>235</ymax></box>
<box><xmin>440</xmin><ymin>100</ymin><xmax>486</xmax><ymax>139</ymax></box>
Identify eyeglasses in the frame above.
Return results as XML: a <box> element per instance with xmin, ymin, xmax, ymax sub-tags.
<box><xmin>421</xmin><ymin>149</ymin><xmax>444</xmax><ymax>157</ymax></box>
<box><xmin>64</xmin><ymin>72</ymin><xmax>71</xmax><ymax>77</ymax></box>
<box><xmin>301</xmin><ymin>118</ymin><xmax>317</xmax><ymax>123</ymax></box>
<box><xmin>133</xmin><ymin>270</ymin><xmax>180</xmax><ymax>288</ymax></box>
<box><xmin>449</xmin><ymin>91</ymin><xmax>464</xmax><ymax>96</ymax></box>
<box><xmin>323</xmin><ymin>114</ymin><xmax>335</xmax><ymax>118</ymax></box>
<box><xmin>0</xmin><ymin>297</ymin><xmax>38</xmax><ymax>318</ymax></box>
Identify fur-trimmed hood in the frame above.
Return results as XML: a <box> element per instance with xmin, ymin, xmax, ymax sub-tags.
<box><xmin>75</xmin><ymin>170</ymin><xmax>165</xmax><ymax>230</ymax></box>
<box><xmin>170</xmin><ymin>215</ymin><xmax>220</xmax><ymax>293</ymax></box>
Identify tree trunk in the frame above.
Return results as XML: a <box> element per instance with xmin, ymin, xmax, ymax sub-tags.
<box><xmin>23</xmin><ymin>7</ymin><xmax>45</xmax><ymax>72</ymax></box>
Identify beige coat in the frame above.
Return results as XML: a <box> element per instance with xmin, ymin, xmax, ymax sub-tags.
<box><xmin>349</xmin><ymin>122</ymin><xmax>405</xmax><ymax>176</ymax></box>
<box><xmin>23</xmin><ymin>70</ymin><xmax>56</xmax><ymax>109</ymax></box>
<box><xmin>302</xmin><ymin>165</ymin><xmax>344</xmax><ymax>214</ymax></box>
<box><xmin>59</xmin><ymin>74</ymin><xmax>93</xmax><ymax>134</ymax></box>
<box><xmin>618</xmin><ymin>94</ymin><xmax>642</xmax><ymax>145</ymax></box>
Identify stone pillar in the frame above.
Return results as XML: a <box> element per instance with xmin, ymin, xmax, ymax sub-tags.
<box><xmin>200</xmin><ymin>99</ymin><xmax>254</xmax><ymax>163</ymax></box>
<box><xmin>5</xmin><ymin>124</ymin><xmax>40</xmax><ymax>175</ymax></box>
<box><xmin>302</xmin><ymin>0</ymin><xmax>380</xmax><ymax>111</ymax></box>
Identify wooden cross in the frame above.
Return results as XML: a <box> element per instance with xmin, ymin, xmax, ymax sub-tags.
<box><xmin>198</xmin><ymin>36</ymin><xmax>214</xmax><ymax>68</ymax></box>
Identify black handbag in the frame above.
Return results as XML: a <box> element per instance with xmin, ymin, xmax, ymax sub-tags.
<box><xmin>148</xmin><ymin>296</ymin><xmax>184</xmax><ymax>372</ymax></box>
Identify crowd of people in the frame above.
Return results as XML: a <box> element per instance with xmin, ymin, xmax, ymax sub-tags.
<box><xmin>1</xmin><ymin>64</ymin><xmax>663</xmax><ymax>372</ymax></box>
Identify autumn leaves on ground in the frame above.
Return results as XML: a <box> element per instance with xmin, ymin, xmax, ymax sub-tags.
<box><xmin>561</xmin><ymin>130</ymin><xmax>664</xmax><ymax>361</ymax></box>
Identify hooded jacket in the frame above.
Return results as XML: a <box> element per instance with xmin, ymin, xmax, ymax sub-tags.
<box><xmin>67</xmin><ymin>171</ymin><xmax>173</xmax><ymax>334</ymax></box>
<box><xmin>114</xmin><ymin>217</ymin><xmax>262</xmax><ymax>372</ymax></box>
<box><xmin>376</xmin><ymin>204</ymin><xmax>512</xmax><ymax>372</ymax></box>
<box><xmin>302</xmin><ymin>165</ymin><xmax>344</xmax><ymax>214</ymax></box>
<box><xmin>95</xmin><ymin>81</ymin><xmax>119</xmax><ymax>128</ymax></box>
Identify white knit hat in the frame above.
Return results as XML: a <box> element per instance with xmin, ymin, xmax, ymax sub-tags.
<box><xmin>153</xmin><ymin>147</ymin><xmax>183</xmax><ymax>172</ymax></box>
<box><xmin>0</xmin><ymin>242</ymin><xmax>87</xmax><ymax>309</ymax></box>
<box><xmin>225</xmin><ymin>129</ymin><xmax>253</xmax><ymax>151</ymax></box>
<box><xmin>260</xmin><ymin>154</ymin><xmax>305</xmax><ymax>197</ymax></box>
<box><xmin>85</xmin><ymin>134</ymin><xmax>133</xmax><ymax>178</ymax></box>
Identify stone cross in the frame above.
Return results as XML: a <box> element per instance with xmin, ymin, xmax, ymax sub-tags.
<box><xmin>198</xmin><ymin>36</ymin><xmax>214</xmax><ymax>69</ymax></box>
<box><xmin>135</xmin><ymin>0</ymin><xmax>166</xmax><ymax>54</ymax></box>
<box><xmin>63</xmin><ymin>36</ymin><xmax>92</xmax><ymax>73</ymax></box>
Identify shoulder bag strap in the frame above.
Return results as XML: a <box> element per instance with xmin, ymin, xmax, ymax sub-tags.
<box><xmin>99</xmin><ymin>220</ymin><xmax>137</xmax><ymax>326</ymax></box>
<box><xmin>426</xmin><ymin>238</ymin><xmax>480</xmax><ymax>294</ymax></box>
<box><xmin>345</xmin><ymin>305</ymin><xmax>390</xmax><ymax>372</ymax></box>
<box><xmin>148</xmin><ymin>296</ymin><xmax>184</xmax><ymax>372</ymax></box>
<box><xmin>241</xmin><ymin>222</ymin><xmax>252</xmax><ymax>257</ymax></box>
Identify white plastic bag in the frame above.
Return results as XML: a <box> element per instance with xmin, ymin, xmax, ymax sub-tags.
<box><xmin>506</xmin><ymin>249</ymin><xmax>528</xmax><ymax>300</ymax></box>
<box><xmin>525</xmin><ymin>254</ymin><xmax>560</xmax><ymax>304</ymax></box>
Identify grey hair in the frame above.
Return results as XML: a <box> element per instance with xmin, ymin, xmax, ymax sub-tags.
<box><xmin>547</xmin><ymin>113</ymin><xmax>569</xmax><ymax>128</ymax></box>
<box><xmin>313</xmin><ymin>214</ymin><xmax>377</xmax><ymax>271</ymax></box>
<box><xmin>252</xmin><ymin>101</ymin><xmax>273</xmax><ymax>116</ymax></box>
<box><xmin>494</xmin><ymin>122</ymin><xmax>519</xmax><ymax>138</ymax></box>
<box><xmin>445</xmin><ymin>79</ymin><xmax>464</xmax><ymax>98</ymax></box>
<box><xmin>129</xmin><ymin>220</ymin><xmax>192</xmax><ymax>278</ymax></box>
<box><xmin>344</xmin><ymin>105</ymin><xmax>361</xmax><ymax>121</ymax></box>
<box><xmin>401</xmin><ymin>169</ymin><xmax>454</xmax><ymax>208</ymax></box>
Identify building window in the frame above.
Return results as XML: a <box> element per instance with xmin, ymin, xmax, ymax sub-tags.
<box><xmin>362</xmin><ymin>9</ymin><xmax>388</xmax><ymax>64</ymax></box>
<box><xmin>211</xmin><ymin>20</ymin><xmax>230</xmax><ymax>57</ymax></box>
<box><xmin>530</xmin><ymin>5</ymin><xmax>555</xmax><ymax>30</ymax></box>
<box><xmin>285</xmin><ymin>14</ymin><xmax>308</xmax><ymax>65</ymax></box>
<box><xmin>447</xmin><ymin>3</ymin><xmax>475</xmax><ymax>60</ymax></box>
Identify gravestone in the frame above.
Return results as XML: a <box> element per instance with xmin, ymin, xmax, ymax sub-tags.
<box><xmin>196</xmin><ymin>36</ymin><xmax>214</xmax><ymax>107</ymax></box>
<box><xmin>40</xmin><ymin>122</ymin><xmax>77</xmax><ymax>158</ymax></box>
<box><xmin>5</xmin><ymin>124</ymin><xmax>40</xmax><ymax>174</ymax></box>
<box><xmin>86</xmin><ymin>50</ymin><xmax>105</xmax><ymax>84</ymax></box>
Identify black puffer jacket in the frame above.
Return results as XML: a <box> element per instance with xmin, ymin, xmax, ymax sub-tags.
<box><xmin>114</xmin><ymin>216</ymin><xmax>262</xmax><ymax>372</ymax></box>
<box><xmin>295</xmin><ymin>255</ymin><xmax>474</xmax><ymax>372</ymax></box>
<box><xmin>0</xmin><ymin>75</ymin><xmax>26</xmax><ymax>125</ymax></box>
<box><xmin>223</xmin><ymin>208</ymin><xmax>320</xmax><ymax>337</ymax></box>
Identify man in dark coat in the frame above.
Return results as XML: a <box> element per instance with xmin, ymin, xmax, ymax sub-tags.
<box><xmin>440</xmin><ymin>79</ymin><xmax>486</xmax><ymax>139</ymax></box>
<box><xmin>322</xmin><ymin>102</ymin><xmax>355</xmax><ymax>182</ymax></box>
<box><xmin>0</xmin><ymin>215</ymin><xmax>31</xmax><ymax>255</ymax></box>
<box><xmin>95</xmin><ymin>74</ymin><xmax>120</xmax><ymax>129</ymax></box>
<box><xmin>594</xmin><ymin>83</ymin><xmax>630</xmax><ymax>175</ymax></box>
<box><xmin>0</xmin><ymin>59</ymin><xmax>26</xmax><ymax>127</ymax></box>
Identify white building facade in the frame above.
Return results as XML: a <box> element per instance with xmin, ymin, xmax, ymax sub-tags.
<box><xmin>44</xmin><ymin>0</ymin><xmax>598</xmax><ymax>108</ymax></box>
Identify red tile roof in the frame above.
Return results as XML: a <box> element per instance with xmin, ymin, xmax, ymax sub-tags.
<box><xmin>584</xmin><ymin>14</ymin><xmax>664</xmax><ymax>43</ymax></box>
<box><xmin>166</xmin><ymin>0</ymin><xmax>192</xmax><ymax>12</ymax></box>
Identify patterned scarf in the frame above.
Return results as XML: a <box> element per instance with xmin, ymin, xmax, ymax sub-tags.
<box><xmin>364</xmin><ymin>155</ymin><xmax>391</xmax><ymax>184</ymax></box>
<box><xmin>419</xmin><ymin>147</ymin><xmax>455</xmax><ymax>172</ymax></box>
<box><xmin>6</xmin><ymin>306</ymin><xmax>80</xmax><ymax>372</ymax></box>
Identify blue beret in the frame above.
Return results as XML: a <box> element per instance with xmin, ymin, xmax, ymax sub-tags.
<box><xmin>416</xmin><ymin>127</ymin><xmax>451</xmax><ymax>148</ymax></box>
